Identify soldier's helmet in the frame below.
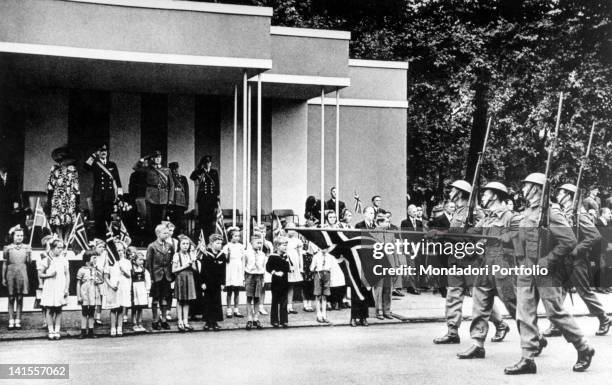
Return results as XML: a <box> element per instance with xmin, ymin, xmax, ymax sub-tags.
<box><xmin>559</xmin><ymin>183</ymin><xmax>577</xmax><ymax>194</ymax></box>
<box><xmin>483</xmin><ymin>181</ymin><xmax>508</xmax><ymax>196</ymax></box>
<box><xmin>450</xmin><ymin>180</ymin><xmax>472</xmax><ymax>194</ymax></box>
<box><xmin>522</xmin><ymin>172</ymin><xmax>546</xmax><ymax>186</ymax></box>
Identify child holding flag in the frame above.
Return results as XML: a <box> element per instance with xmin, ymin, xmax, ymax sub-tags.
<box><xmin>38</xmin><ymin>239</ymin><xmax>70</xmax><ymax>340</ymax></box>
<box><xmin>222</xmin><ymin>227</ymin><xmax>244</xmax><ymax>318</ymax></box>
<box><xmin>76</xmin><ymin>250</ymin><xmax>101</xmax><ymax>338</ymax></box>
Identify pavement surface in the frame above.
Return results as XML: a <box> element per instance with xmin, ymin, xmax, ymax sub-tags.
<box><xmin>1</xmin><ymin>290</ymin><xmax>611</xmax><ymax>340</ymax></box>
<box><xmin>0</xmin><ymin>317</ymin><xmax>609</xmax><ymax>385</ymax></box>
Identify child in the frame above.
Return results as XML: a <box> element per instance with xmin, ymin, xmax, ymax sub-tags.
<box><xmin>222</xmin><ymin>227</ymin><xmax>244</xmax><ymax>318</ymax></box>
<box><xmin>266</xmin><ymin>236</ymin><xmax>290</xmax><ymax>328</ymax></box>
<box><xmin>200</xmin><ymin>234</ymin><xmax>226</xmax><ymax>331</ymax></box>
<box><xmin>105</xmin><ymin>241</ymin><xmax>131</xmax><ymax>337</ymax></box>
<box><xmin>284</xmin><ymin>223</ymin><xmax>303</xmax><ymax>314</ymax></box>
<box><xmin>76</xmin><ymin>250</ymin><xmax>100</xmax><ymax>338</ymax></box>
<box><xmin>2</xmin><ymin>225</ymin><xmax>31</xmax><ymax>330</ymax></box>
<box><xmin>255</xmin><ymin>224</ymin><xmax>273</xmax><ymax>315</ymax></box>
<box><xmin>310</xmin><ymin>245</ymin><xmax>331</xmax><ymax>323</ymax></box>
<box><xmin>244</xmin><ymin>234</ymin><xmax>265</xmax><ymax>330</ymax></box>
<box><xmin>38</xmin><ymin>239</ymin><xmax>70</xmax><ymax>340</ymax></box>
<box><xmin>301</xmin><ymin>242</ymin><xmax>315</xmax><ymax>312</ymax></box>
<box><xmin>172</xmin><ymin>235</ymin><xmax>197</xmax><ymax>332</ymax></box>
<box><xmin>92</xmin><ymin>239</ymin><xmax>107</xmax><ymax>326</ymax></box>
<box><xmin>131</xmin><ymin>251</ymin><xmax>151</xmax><ymax>332</ymax></box>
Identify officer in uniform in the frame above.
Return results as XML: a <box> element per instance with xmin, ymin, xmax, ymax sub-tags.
<box><xmin>84</xmin><ymin>144</ymin><xmax>123</xmax><ymax>238</ymax></box>
<box><xmin>433</xmin><ymin>180</ymin><xmax>508</xmax><ymax>344</ymax></box>
<box><xmin>504</xmin><ymin>173</ymin><xmax>594</xmax><ymax>375</ymax></box>
<box><xmin>458</xmin><ymin>182</ymin><xmax>517</xmax><ymax>359</ymax></box>
<box><xmin>145</xmin><ymin>151</ymin><xmax>172</xmax><ymax>230</ymax></box>
<box><xmin>541</xmin><ymin>183</ymin><xmax>611</xmax><ymax>337</ymax></box>
<box><xmin>190</xmin><ymin>155</ymin><xmax>219</xmax><ymax>240</ymax></box>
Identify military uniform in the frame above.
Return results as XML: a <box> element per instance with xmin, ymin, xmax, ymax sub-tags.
<box><xmin>468</xmin><ymin>206</ymin><xmax>518</xmax><ymax>345</ymax></box>
<box><xmin>515</xmin><ymin>203</ymin><xmax>586</xmax><ymax>358</ymax></box>
<box><xmin>190</xmin><ymin>167</ymin><xmax>219</xmax><ymax>240</ymax></box>
<box><xmin>145</xmin><ymin>164</ymin><xmax>172</xmax><ymax>228</ymax></box>
<box><xmin>84</xmin><ymin>154</ymin><xmax>122</xmax><ymax>238</ymax></box>
<box><xmin>559</xmin><ymin>208</ymin><xmax>609</xmax><ymax>323</ymax></box>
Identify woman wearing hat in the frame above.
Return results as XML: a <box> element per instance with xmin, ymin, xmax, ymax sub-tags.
<box><xmin>47</xmin><ymin>146</ymin><xmax>80</xmax><ymax>239</ymax></box>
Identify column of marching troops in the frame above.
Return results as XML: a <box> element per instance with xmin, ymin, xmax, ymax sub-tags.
<box><xmin>430</xmin><ymin>174</ymin><xmax>609</xmax><ymax>375</ymax></box>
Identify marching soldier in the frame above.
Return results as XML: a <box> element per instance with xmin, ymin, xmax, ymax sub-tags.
<box><xmin>504</xmin><ymin>173</ymin><xmax>594</xmax><ymax>375</ymax></box>
<box><xmin>433</xmin><ymin>180</ymin><xmax>508</xmax><ymax>344</ymax></box>
<box><xmin>85</xmin><ymin>144</ymin><xmax>123</xmax><ymax>238</ymax></box>
<box><xmin>540</xmin><ymin>183</ymin><xmax>610</xmax><ymax>337</ymax></box>
<box><xmin>457</xmin><ymin>182</ymin><xmax>517</xmax><ymax>359</ymax></box>
<box><xmin>145</xmin><ymin>151</ymin><xmax>172</xmax><ymax>230</ymax></box>
<box><xmin>190</xmin><ymin>155</ymin><xmax>220</xmax><ymax>240</ymax></box>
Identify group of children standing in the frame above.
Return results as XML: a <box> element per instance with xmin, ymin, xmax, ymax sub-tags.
<box><xmin>2</xmin><ymin>219</ymin><xmax>361</xmax><ymax>338</ymax></box>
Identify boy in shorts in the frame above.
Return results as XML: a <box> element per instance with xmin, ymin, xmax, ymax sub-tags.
<box><xmin>244</xmin><ymin>234</ymin><xmax>265</xmax><ymax>330</ymax></box>
<box><xmin>310</xmin><ymin>246</ymin><xmax>331</xmax><ymax>323</ymax></box>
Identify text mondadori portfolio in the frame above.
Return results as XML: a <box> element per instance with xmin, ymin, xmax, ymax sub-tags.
<box><xmin>373</xmin><ymin>264</ymin><xmax>549</xmax><ymax>277</ymax></box>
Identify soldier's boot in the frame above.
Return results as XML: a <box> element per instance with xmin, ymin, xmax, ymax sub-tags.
<box><xmin>542</xmin><ymin>323</ymin><xmax>562</xmax><ymax>337</ymax></box>
<box><xmin>573</xmin><ymin>345</ymin><xmax>595</xmax><ymax>372</ymax></box>
<box><xmin>534</xmin><ymin>337</ymin><xmax>547</xmax><ymax>357</ymax></box>
<box><xmin>457</xmin><ymin>345</ymin><xmax>485</xmax><ymax>359</ymax></box>
<box><xmin>433</xmin><ymin>333</ymin><xmax>460</xmax><ymax>344</ymax></box>
<box><xmin>595</xmin><ymin>317</ymin><xmax>611</xmax><ymax>336</ymax></box>
<box><xmin>504</xmin><ymin>358</ymin><xmax>536</xmax><ymax>375</ymax></box>
<box><xmin>491</xmin><ymin>321</ymin><xmax>510</xmax><ymax>342</ymax></box>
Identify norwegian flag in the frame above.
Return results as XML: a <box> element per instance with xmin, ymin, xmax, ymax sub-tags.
<box><xmin>294</xmin><ymin>228</ymin><xmax>397</xmax><ymax>300</ymax></box>
<box><xmin>105</xmin><ymin>223</ymin><xmax>119</xmax><ymax>265</ymax></box>
<box><xmin>66</xmin><ymin>213</ymin><xmax>88</xmax><ymax>253</ymax></box>
<box><xmin>272</xmin><ymin>215</ymin><xmax>283</xmax><ymax>238</ymax></box>
<box><xmin>198</xmin><ymin>229</ymin><xmax>205</xmax><ymax>246</ymax></box>
<box><xmin>215</xmin><ymin>211</ymin><xmax>227</xmax><ymax>242</ymax></box>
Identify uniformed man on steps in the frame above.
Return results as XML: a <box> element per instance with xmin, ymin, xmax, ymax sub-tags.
<box><xmin>541</xmin><ymin>183</ymin><xmax>611</xmax><ymax>337</ymax></box>
<box><xmin>458</xmin><ymin>182</ymin><xmax>518</xmax><ymax>359</ymax></box>
<box><xmin>85</xmin><ymin>144</ymin><xmax>123</xmax><ymax>238</ymax></box>
<box><xmin>433</xmin><ymin>180</ymin><xmax>509</xmax><ymax>345</ymax></box>
<box><xmin>504</xmin><ymin>173</ymin><xmax>595</xmax><ymax>375</ymax></box>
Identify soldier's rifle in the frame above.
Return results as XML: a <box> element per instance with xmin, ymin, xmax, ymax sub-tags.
<box><xmin>572</xmin><ymin>121</ymin><xmax>596</xmax><ymax>237</ymax></box>
<box><xmin>464</xmin><ymin>117</ymin><xmax>493</xmax><ymax>231</ymax></box>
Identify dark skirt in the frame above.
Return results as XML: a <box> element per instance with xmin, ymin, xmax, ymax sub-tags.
<box><xmin>203</xmin><ymin>285</ymin><xmax>223</xmax><ymax>323</ymax></box>
<box><xmin>350</xmin><ymin>287</ymin><xmax>371</xmax><ymax>319</ymax></box>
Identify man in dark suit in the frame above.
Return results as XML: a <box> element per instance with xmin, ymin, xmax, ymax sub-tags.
<box><xmin>190</xmin><ymin>155</ymin><xmax>220</xmax><ymax>240</ymax></box>
<box><xmin>324</xmin><ymin>186</ymin><xmax>346</xmax><ymax>215</ymax></box>
<box><xmin>0</xmin><ymin>163</ymin><xmax>18</xmax><ymax>246</ymax></box>
<box><xmin>145</xmin><ymin>150</ymin><xmax>172</xmax><ymax>230</ymax></box>
<box><xmin>595</xmin><ymin>208</ymin><xmax>612</xmax><ymax>292</ymax></box>
<box><xmin>372</xmin><ymin>195</ymin><xmax>384</xmax><ymax>217</ymax></box>
<box><xmin>85</xmin><ymin>144</ymin><xmax>123</xmax><ymax>238</ymax></box>
<box><xmin>430</xmin><ymin>201</ymin><xmax>454</xmax><ymax>229</ymax></box>
<box><xmin>168</xmin><ymin>161</ymin><xmax>189</xmax><ymax>235</ymax></box>
<box><xmin>146</xmin><ymin>224</ymin><xmax>174</xmax><ymax>330</ymax></box>
<box><xmin>400</xmin><ymin>204</ymin><xmax>425</xmax><ymax>293</ymax></box>
<box><xmin>355</xmin><ymin>206</ymin><xmax>376</xmax><ymax>229</ymax></box>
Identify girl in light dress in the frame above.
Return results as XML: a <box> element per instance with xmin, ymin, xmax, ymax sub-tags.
<box><xmin>222</xmin><ymin>228</ymin><xmax>244</xmax><ymax>318</ymax></box>
<box><xmin>104</xmin><ymin>241</ymin><xmax>131</xmax><ymax>337</ymax></box>
<box><xmin>172</xmin><ymin>235</ymin><xmax>197</xmax><ymax>331</ymax></box>
<box><xmin>284</xmin><ymin>223</ymin><xmax>303</xmax><ymax>314</ymax></box>
<box><xmin>76</xmin><ymin>250</ymin><xmax>101</xmax><ymax>338</ymax></box>
<box><xmin>323</xmin><ymin>211</ymin><xmax>347</xmax><ymax>311</ymax></box>
<box><xmin>38</xmin><ymin>239</ymin><xmax>70</xmax><ymax>340</ymax></box>
<box><xmin>2</xmin><ymin>226</ymin><xmax>31</xmax><ymax>330</ymax></box>
<box><xmin>131</xmin><ymin>251</ymin><xmax>151</xmax><ymax>332</ymax></box>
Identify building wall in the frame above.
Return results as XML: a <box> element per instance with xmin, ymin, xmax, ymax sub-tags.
<box><xmin>307</xmin><ymin>105</ymin><xmax>407</xmax><ymax>225</ymax></box>
<box><xmin>109</xmin><ymin>93</ymin><xmax>141</xmax><ymax>195</ymax></box>
<box><xmin>168</xmin><ymin>95</ymin><xmax>196</xmax><ymax>209</ymax></box>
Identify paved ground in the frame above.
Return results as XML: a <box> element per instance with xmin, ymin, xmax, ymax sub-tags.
<box><xmin>0</xmin><ymin>317</ymin><xmax>609</xmax><ymax>385</ymax></box>
<box><xmin>1</xmin><ymin>290</ymin><xmax>611</xmax><ymax>340</ymax></box>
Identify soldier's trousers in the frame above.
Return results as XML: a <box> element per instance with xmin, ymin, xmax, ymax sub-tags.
<box><xmin>517</xmin><ymin>273</ymin><xmax>586</xmax><ymax>359</ymax></box>
<box><xmin>470</xmin><ymin>276</ymin><xmax>517</xmax><ymax>345</ymax></box>
<box><xmin>560</xmin><ymin>258</ymin><xmax>607</xmax><ymax>319</ymax></box>
<box><xmin>446</xmin><ymin>273</ymin><xmax>503</xmax><ymax>334</ymax></box>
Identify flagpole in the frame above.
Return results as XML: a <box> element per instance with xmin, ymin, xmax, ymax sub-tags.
<box><xmin>320</xmin><ymin>87</ymin><xmax>325</xmax><ymax>226</ymax></box>
<box><xmin>247</xmin><ymin>84</ymin><xmax>252</xmax><ymax>245</ymax></box>
<box><xmin>242</xmin><ymin>70</ymin><xmax>248</xmax><ymax>247</ymax></box>
<box><xmin>257</xmin><ymin>74</ymin><xmax>262</xmax><ymax>226</ymax></box>
<box><xmin>29</xmin><ymin>198</ymin><xmax>40</xmax><ymax>248</ymax></box>
<box><xmin>335</xmin><ymin>88</ymin><xmax>340</xmax><ymax>220</ymax></box>
<box><xmin>66</xmin><ymin>212</ymin><xmax>80</xmax><ymax>248</ymax></box>
<box><xmin>233</xmin><ymin>84</ymin><xmax>238</xmax><ymax>227</ymax></box>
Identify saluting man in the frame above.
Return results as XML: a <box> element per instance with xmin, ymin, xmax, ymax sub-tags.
<box><xmin>457</xmin><ymin>182</ymin><xmax>516</xmax><ymax>360</ymax></box>
<box><xmin>145</xmin><ymin>151</ymin><xmax>173</xmax><ymax>229</ymax></box>
<box><xmin>504</xmin><ymin>173</ymin><xmax>594</xmax><ymax>375</ymax></box>
<box><xmin>85</xmin><ymin>144</ymin><xmax>123</xmax><ymax>238</ymax></box>
<box><xmin>540</xmin><ymin>183</ymin><xmax>610</xmax><ymax>337</ymax></box>
<box><xmin>433</xmin><ymin>180</ymin><xmax>508</xmax><ymax>345</ymax></box>
<box><xmin>190</xmin><ymin>155</ymin><xmax>219</xmax><ymax>240</ymax></box>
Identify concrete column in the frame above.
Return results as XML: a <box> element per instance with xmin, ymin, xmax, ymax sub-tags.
<box><xmin>167</xmin><ymin>94</ymin><xmax>195</xmax><ymax>209</ymax></box>
<box><xmin>109</xmin><ymin>93</ymin><xmax>141</xmax><ymax>195</ymax></box>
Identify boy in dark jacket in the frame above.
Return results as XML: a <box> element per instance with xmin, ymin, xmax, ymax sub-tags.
<box><xmin>200</xmin><ymin>234</ymin><xmax>226</xmax><ymax>331</ymax></box>
<box><xmin>266</xmin><ymin>236</ymin><xmax>290</xmax><ymax>328</ymax></box>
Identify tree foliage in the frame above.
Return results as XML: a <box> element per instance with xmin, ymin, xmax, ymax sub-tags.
<box><xmin>208</xmin><ymin>0</ymin><xmax>611</xmax><ymax>195</ymax></box>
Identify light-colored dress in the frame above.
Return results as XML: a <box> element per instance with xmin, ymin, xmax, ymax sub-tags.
<box><xmin>3</xmin><ymin>244</ymin><xmax>31</xmax><ymax>295</ymax></box>
<box><xmin>223</xmin><ymin>242</ymin><xmax>244</xmax><ymax>288</ymax></box>
<box><xmin>76</xmin><ymin>266</ymin><xmax>100</xmax><ymax>306</ymax></box>
<box><xmin>40</xmin><ymin>255</ymin><xmax>68</xmax><ymax>308</ymax></box>
<box><xmin>286</xmin><ymin>237</ymin><xmax>303</xmax><ymax>283</ymax></box>
<box><xmin>328</xmin><ymin>254</ymin><xmax>346</xmax><ymax>288</ymax></box>
<box><xmin>104</xmin><ymin>259</ymin><xmax>132</xmax><ymax>309</ymax></box>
